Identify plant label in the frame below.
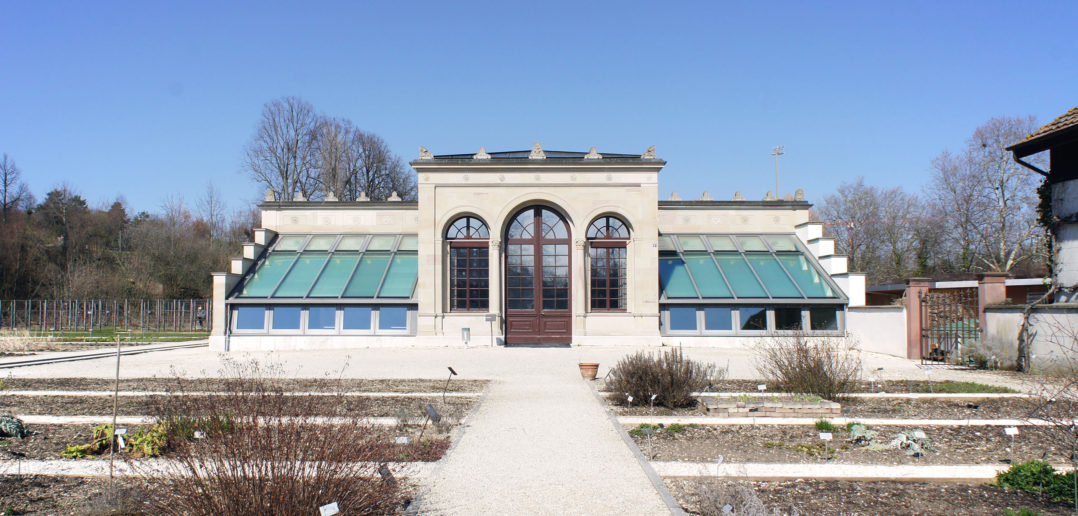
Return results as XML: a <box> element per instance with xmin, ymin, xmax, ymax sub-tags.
<box><xmin>819</xmin><ymin>432</ymin><xmax>832</xmax><ymax>441</ymax></box>
<box><xmin>116</xmin><ymin>435</ymin><xmax>126</xmax><ymax>449</ymax></box>
<box><xmin>319</xmin><ymin>502</ymin><xmax>340</xmax><ymax>516</ymax></box>
<box><xmin>395</xmin><ymin>436</ymin><xmax>410</xmax><ymax>444</ymax></box>
<box><xmin>912</xmin><ymin>430</ymin><xmax>927</xmax><ymax>439</ymax></box>
<box><xmin>114</xmin><ymin>428</ymin><xmax>127</xmax><ymax>435</ymax></box>
<box><xmin>722</xmin><ymin>504</ymin><xmax>733</xmax><ymax>514</ymax></box>
<box><xmin>1004</xmin><ymin>427</ymin><xmax>1019</xmax><ymax>436</ymax></box>
<box><xmin>626</xmin><ymin>395</ymin><xmax>633</xmax><ymax>403</ymax></box>
<box><xmin>757</xmin><ymin>384</ymin><xmax>766</xmax><ymax>391</ymax></box>
<box><xmin>650</xmin><ymin>394</ymin><xmax>658</xmax><ymax>402</ymax></box>
<box><xmin>194</xmin><ymin>431</ymin><xmax>206</xmax><ymax>439</ymax></box>
<box><xmin>716</xmin><ymin>455</ymin><xmax>724</xmax><ymax>466</ymax></box>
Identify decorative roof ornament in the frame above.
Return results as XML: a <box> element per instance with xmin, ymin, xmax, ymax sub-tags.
<box><xmin>763</xmin><ymin>191</ymin><xmax>776</xmax><ymax>201</ymax></box>
<box><xmin>474</xmin><ymin>147</ymin><xmax>491</xmax><ymax>160</ymax></box>
<box><xmin>357</xmin><ymin>191</ymin><xmax>369</xmax><ymax>201</ymax></box>
<box><xmin>325</xmin><ymin>192</ymin><xmax>338</xmax><ymax>202</ymax></box>
<box><xmin>732</xmin><ymin>191</ymin><xmax>745</xmax><ymax>201</ymax></box>
<box><xmin>293</xmin><ymin>192</ymin><xmax>306</xmax><ymax>202</ymax></box>
<box><xmin>794</xmin><ymin>189</ymin><xmax>805</xmax><ymax>201</ymax></box>
<box><xmin>668</xmin><ymin>191</ymin><xmax>681</xmax><ymax>201</ymax></box>
<box><xmin>265</xmin><ymin>189</ymin><xmax>276</xmax><ymax>202</ymax></box>
<box><xmin>641</xmin><ymin>145</ymin><xmax>656</xmax><ymax>159</ymax></box>
<box><xmin>699</xmin><ymin>191</ymin><xmax>713</xmax><ymax>201</ymax></box>
<box><xmin>584</xmin><ymin>147</ymin><xmax>602</xmax><ymax>160</ymax></box>
<box><xmin>388</xmin><ymin>191</ymin><xmax>402</xmax><ymax>201</ymax></box>
<box><xmin>419</xmin><ymin>146</ymin><xmax>434</xmax><ymax>159</ymax></box>
<box><xmin>529</xmin><ymin>142</ymin><xmax>546</xmax><ymax>159</ymax></box>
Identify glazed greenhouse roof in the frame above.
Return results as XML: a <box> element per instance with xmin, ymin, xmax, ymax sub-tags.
<box><xmin>658</xmin><ymin>234</ymin><xmax>845</xmax><ymax>303</ymax></box>
<box><xmin>231</xmin><ymin>234</ymin><xmax>418</xmax><ymax>302</ymax></box>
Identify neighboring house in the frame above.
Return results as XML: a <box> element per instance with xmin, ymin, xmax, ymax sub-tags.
<box><xmin>210</xmin><ymin>144</ymin><xmax>865</xmax><ymax>351</ymax></box>
<box><xmin>1009</xmin><ymin>106</ymin><xmax>1078</xmax><ymax>301</ymax></box>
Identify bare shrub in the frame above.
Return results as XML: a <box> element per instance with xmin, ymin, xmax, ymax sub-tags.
<box><xmin>132</xmin><ymin>358</ymin><xmax>407</xmax><ymax>515</ymax></box>
<box><xmin>693</xmin><ymin>480</ymin><xmax>794</xmax><ymax>516</ymax></box>
<box><xmin>606</xmin><ymin>347</ymin><xmax>721</xmax><ymax>408</ymax></box>
<box><xmin>756</xmin><ymin>334</ymin><xmax>861</xmax><ymax>400</ymax></box>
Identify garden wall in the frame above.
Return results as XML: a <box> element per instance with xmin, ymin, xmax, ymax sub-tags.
<box><xmin>984</xmin><ymin>304</ymin><xmax>1078</xmax><ymax>372</ymax></box>
<box><xmin>846</xmin><ymin>305</ymin><xmax>906</xmax><ymax>357</ymax></box>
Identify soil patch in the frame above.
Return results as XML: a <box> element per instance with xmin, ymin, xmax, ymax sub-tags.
<box><xmin>1</xmin><ymin>423</ymin><xmax>451</xmax><ymax>462</ymax></box>
<box><xmin>602</xmin><ymin>377</ymin><xmax>1023</xmax><ymax>395</ymax></box>
<box><xmin>0</xmin><ymin>394</ymin><xmax>477</xmax><ymax>419</ymax></box>
<box><xmin>613</xmin><ymin>396</ymin><xmax>1059</xmax><ymax>420</ymax></box>
<box><xmin>666</xmin><ymin>478</ymin><xmax>1071</xmax><ymax>515</ymax></box>
<box><xmin>628</xmin><ymin>423</ymin><xmax>1069</xmax><ymax>465</ymax></box>
<box><xmin>1</xmin><ymin>377</ymin><xmax>489</xmax><ymax>393</ymax></box>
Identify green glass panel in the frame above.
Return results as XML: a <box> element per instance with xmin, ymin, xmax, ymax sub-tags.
<box><xmin>378</xmin><ymin>254</ymin><xmax>418</xmax><ymax>298</ymax></box>
<box><xmin>713</xmin><ymin>253</ymin><xmax>768</xmax><ymax>298</ymax></box>
<box><xmin>777</xmin><ymin>254</ymin><xmax>835</xmax><ymax>298</ymax></box>
<box><xmin>658</xmin><ymin>236</ymin><xmax>676</xmax><ymax>251</ymax></box>
<box><xmin>309</xmin><ymin>255</ymin><xmax>360</xmax><ymax>297</ymax></box>
<box><xmin>273</xmin><ymin>253</ymin><xmax>329</xmax><ymax>297</ymax></box>
<box><xmin>744</xmin><ymin>254</ymin><xmax>802</xmax><ymax>298</ymax></box>
<box><xmin>305</xmin><ymin>235</ymin><xmax>338</xmax><ymax>251</ymax></box>
<box><xmin>398</xmin><ymin>235</ymin><xmax>419</xmax><ymax>251</ymax></box>
<box><xmin>337</xmin><ymin>235</ymin><xmax>367</xmax><ymax>251</ymax></box>
<box><xmin>707</xmin><ymin>236</ymin><xmax>737</xmax><ymax>251</ymax></box>
<box><xmin>367</xmin><ymin>235</ymin><xmax>396</xmax><ymax>250</ymax></box>
<box><xmin>683</xmin><ymin>253</ymin><xmax>732</xmax><ymax>298</ymax></box>
<box><xmin>659</xmin><ymin>257</ymin><xmax>698</xmax><ymax>298</ymax></box>
<box><xmin>678</xmin><ymin>236</ymin><xmax>706</xmax><ymax>251</ymax></box>
<box><xmin>737</xmin><ymin>236</ymin><xmax>768</xmax><ymax>251</ymax></box>
<box><xmin>343</xmin><ymin>253</ymin><xmax>391</xmax><ymax>297</ymax></box>
<box><xmin>274</xmin><ymin>235</ymin><xmax>306</xmax><ymax>251</ymax></box>
<box><xmin>766</xmin><ymin>235</ymin><xmax>798</xmax><ymax>251</ymax></box>
<box><xmin>239</xmin><ymin>254</ymin><xmax>296</xmax><ymax>297</ymax></box>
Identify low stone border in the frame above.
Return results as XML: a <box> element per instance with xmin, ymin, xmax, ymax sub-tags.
<box><xmin>0</xmin><ymin>459</ymin><xmax>433</xmax><ymax>479</ymax></box>
<box><xmin>650</xmin><ymin>461</ymin><xmax>1061</xmax><ymax>481</ymax></box>
<box><xmin>17</xmin><ymin>415</ymin><xmax>403</xmax><ymax>426</ymax></box>
<box><xmin>618</xmin><ymin>416</ymin><xmax>1069</xmax><ymax>427</ymax></box>
<box><xmin>699</xmin><ymin>397</ymin><xmax>840</xmax><ymax>418</ymax></box>
<box><xmin>0</xmin><ymin>390</ymin><xmax>482</xmax><ymax>398</ymax></box>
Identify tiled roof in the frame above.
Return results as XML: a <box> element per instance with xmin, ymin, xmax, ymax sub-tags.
<box><xmin>1009</xmin><ymin>106</ymin><xmax>1078</xmax><ymax>154</ymax></box>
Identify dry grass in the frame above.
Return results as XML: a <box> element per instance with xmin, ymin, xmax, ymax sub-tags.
<box><xmin>756</xmin><ymin>334</ymin><xmax>861</xmax><ymax>401</ymax></box>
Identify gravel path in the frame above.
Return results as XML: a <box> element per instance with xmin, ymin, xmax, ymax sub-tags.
<box><xmin>414</xmin><ymin>373</ymin><xmax>675</xmax><ymax>515</ymax></box>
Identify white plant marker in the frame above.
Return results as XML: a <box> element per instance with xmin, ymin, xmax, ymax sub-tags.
<box><xmin>912</xmin><ymin>430</ymin><xmax>927</xmax><ymax>439</ymax></box>
<box><xmin>319</xmin><ymin>502</ymin><xmax>340</xmax><ymax>516</ymax></box>
<box><xmin>194</xmin><ymin>430</ymin><xmax>206</xmax><ymax>439</ymax></box>
<box><xmin>1005</xmin><ymin>427</ymin><xmax>1019</xmax><ymax>436</ymax></box>
<box><xmin>819</xmin><ymin>432</ymin><xmax>832</xmax><ymax>441</ymax></box>
<box><xmin>757</xmin><ymin>384</ymin><xmax>766</xmax><ymax>392</ymax></box>
<box><xmin>626</xmin><ymin>395</ymin><xmax>633</xmax><ymax>404</ymax></box>
<box><xmin>395</xmin><ymin>436</ymin><xmax>410</xmax><ymax>444</ymax></box>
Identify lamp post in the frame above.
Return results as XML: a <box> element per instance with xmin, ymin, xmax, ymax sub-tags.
<box><xmin>771</xmin><ymin>146</ymin><xmax>784</xmax><ymax>197</ymax></box>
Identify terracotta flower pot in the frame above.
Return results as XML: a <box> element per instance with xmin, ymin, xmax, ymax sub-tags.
<box><xmin>578</xmin><ymin>362</ymin><xmax>599</xmax><ymax>380</ymax></box>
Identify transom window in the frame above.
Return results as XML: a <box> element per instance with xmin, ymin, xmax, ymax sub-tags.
<box><xmin>588</xmin><ymin>215</ymin><xmax>629</xmax><ymax>311</ymax></box>
<box><xmin>447</xmin><ymin>216</ymin><xmax>489</xmax><ymax>311</ymax></box>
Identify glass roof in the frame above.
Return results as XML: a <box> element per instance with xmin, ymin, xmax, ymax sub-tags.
<box><xmin>234</xmin><ymin>234</ymin><xmax>418</xmax><ymax>300</ymax></box>
<box><xmin>658</xmin><ymin>234</ymin><xmax>842</xmax><ymax>302</ymax></box>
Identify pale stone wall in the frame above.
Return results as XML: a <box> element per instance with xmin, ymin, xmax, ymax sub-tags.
<box><xmin>847</xmin><ymin>305</ymin><xmax>906</xmax><ymax>357</ymax></box>
<box><xmin>984</xmin><ymin>304</ymin><xmax>1078</xmax><ymax>372</ymax></box>
<box><xmin>1053</xmin><ymin>179</ymin><xmax>1078</xmax><ymax>293</ymax></box>
<box><xmin>656</xmin><ymin>205</ymin><xmax>810</xmax><ymax>234</ymax></box>
<box><xmin>260</xmin><ymin>203</ymin><xmax>419</xmax><ymax>234</ymax></box>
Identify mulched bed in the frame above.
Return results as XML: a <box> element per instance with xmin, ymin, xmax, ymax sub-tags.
<box><xmin>1</xmin><ymin>423</ymin><xmax>452</xmax><ymax>462</ymax></box>
<box><xmin>612</xmin><ymin>396</ymin><xmax>1064</xmax><ymax>420</ymax></box>
<box><xmin>601</xmin><ymin>377</ymin><xmax>1022</xmax><ymax>394</ymax></box>
<box><xmin>666</xmin><ymin>478</ymin><xmax>1073</xmax><ymax>515</ymax></box>
<box><xmin>2</xmin><ymin>377</ymin><xmax>489</xmax><ymax>393</ymax></box>
<box><xmin>0</xmin><ymin>394</ymin><xmax>478</xmax><ymax>419</ymax></box>
<box><xmin>627</xmin><ymin>423</ymin><xmax>1070</xmax><ymax>465</ymax></box>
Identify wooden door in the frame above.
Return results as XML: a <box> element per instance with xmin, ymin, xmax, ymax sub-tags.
<box><xmin>505</xmin><ymin>206</ymin><xmax>571</xmax><ymax>345</ymax></box>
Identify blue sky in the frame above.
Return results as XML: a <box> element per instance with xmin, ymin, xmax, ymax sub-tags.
<box><xmin>2</xmin><ymin>1</ymin><xmax>1075</xmax><ymax>215</ymax></box>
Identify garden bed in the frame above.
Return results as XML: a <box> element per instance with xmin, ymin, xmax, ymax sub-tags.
<box><xmin>665</xmin><ymin>478</ymin><xmax>1072</xmax><ymax>515</ymax></box>
<box><xmin>0</xmin><ymin>377</ymin><xmax>489</xmax><ymax>393</ymax></box>
<box><xmin>602</xmin><ymin>378</ymin><xmax>1022</xmax><ymax>395</ymax></box>
<box><xmin>0</xmin><ymin>393</ymin><xmax>478</xmax><ymax>418</ymax></box>
<box><xmin>627</xmin><ymin>423</ymin><xmax>1070</xmax><ymax>465</ymax></box>
<box><xmin>0</xmin><ymin>423</ymin><xmax>452</xmax><ymax>462</ymax></box>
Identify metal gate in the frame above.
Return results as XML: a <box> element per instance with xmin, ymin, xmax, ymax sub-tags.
<box><xmin>919</xmin><ymin>289</ymin><xmax>980</xmax><ymax>364</ymax></box>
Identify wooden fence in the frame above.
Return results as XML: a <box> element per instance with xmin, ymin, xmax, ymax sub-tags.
<box><xmin>0</xmin><ymin>299</ymin><xmax>212</xmax><ymax>333</ymax></box>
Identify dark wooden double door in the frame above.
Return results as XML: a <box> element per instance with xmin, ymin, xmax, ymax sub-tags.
<box><xmin>505</xmin><ymin>206</ymin><xmax>571</xmax><ymax>345</ymax></box>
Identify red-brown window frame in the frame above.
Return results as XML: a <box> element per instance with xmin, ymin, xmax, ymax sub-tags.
<box><xmin>447</xmin><ymin>217</ymin><xmax>490</xmax><ymax>312</ymax></box>
<box><xmin>587</xmin><ymin>217</ymin><xmax>629</xmax><ymax>312</ymax></box>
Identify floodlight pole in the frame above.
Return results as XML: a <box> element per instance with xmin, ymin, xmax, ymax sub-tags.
<box><xmin>109</xmin><ymin>332</ymin><xmax>121</xmax><ymax>489</ymax></box>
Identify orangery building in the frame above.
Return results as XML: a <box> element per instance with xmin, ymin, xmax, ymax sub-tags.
<box><xmin>209</xmin><ymin>144</ymin><xmax>866</xmax><ymax>351</ymax></box>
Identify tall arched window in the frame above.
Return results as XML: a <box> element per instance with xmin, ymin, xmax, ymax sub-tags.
<box><xmin>587</xmin><ymin>216</ymin><xmax>629</xmax><ymax>311</ymax></box>
<box><xmin>446</xmin><ymin>216</ymin><xmax>489</xmax><ymax>311</ymax></box>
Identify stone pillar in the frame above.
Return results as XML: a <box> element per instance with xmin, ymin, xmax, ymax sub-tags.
<box><xmin>977</xmin><ymin>272</ymin><xmax>1009</xmax><ymax>333</ymax></box>
<box><xmin>489</xmin><ymin>239</ymin><xmax>503</xmax><ymax>343</ymax></box>
<box><xmin>904</xmin><ymin>278</ymin><xmax>931</xmax><ymax>360</ymax></box>
<box><xmin>573</xmin><ymin>238</ymin><xmax>588</xmax><ymax>339</ymax></box>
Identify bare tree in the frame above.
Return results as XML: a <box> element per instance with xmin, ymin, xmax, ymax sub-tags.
<box><xmin>877</xmin><ymin>187</ymin><xmax>920</xmax><ymax>280</ymax></box>
<box><xmin>820</xmin><ymin>178</ymin><xmax>883</xmax><ymax>276</ymax></box>
<box><xmin>314</xmin><ymin>117</ymin><xmax>354</xmax><ymax>200</ymax></box>
<box><xmin>927</xmin><ymin>150</ymin><xmax>987</xmax><ymax>272</ymax></box>
<box><xmin>196</xmin><ymin>183</ymin><xmax>226</xmax><ymax>239</ymax></box>
<box><xmin>343</xmin><ymin>130</ymin><xmax>416</xmax><ymax>201</ymax></box>
<box><xmin>0</xmin><ymin>153</ymin><xmax>30</xmax><ymax>223</ymax></box>
<box><xmin>243</xmin><ymin>97</ymin><xmax>321</xmax><ymax>201</ymax></box>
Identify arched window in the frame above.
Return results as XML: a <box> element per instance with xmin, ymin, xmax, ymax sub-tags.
<box><xmin>446</xmin><ymin>216</ymin><xmax>489</xmax><ymax>311</ymax></box>
<box><xmin>587</xmin><ymin>216</ymin><xmax>629</xmax><ymax>311</ymax></box>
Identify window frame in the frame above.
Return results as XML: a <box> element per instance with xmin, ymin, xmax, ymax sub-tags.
<box><xmin>587</xmin><ymin>216</ymin><xmax>630</xmax><ymax>313</ymax></box>
<box><xmin>659</xmin><ymin>305</ymin><xmax>846</xmax><ymax>336</ymax></box>
<box><xmin>446</xmin><ymin>216</ymin><xmax>491</xmax><ymax>312</ymax></box>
